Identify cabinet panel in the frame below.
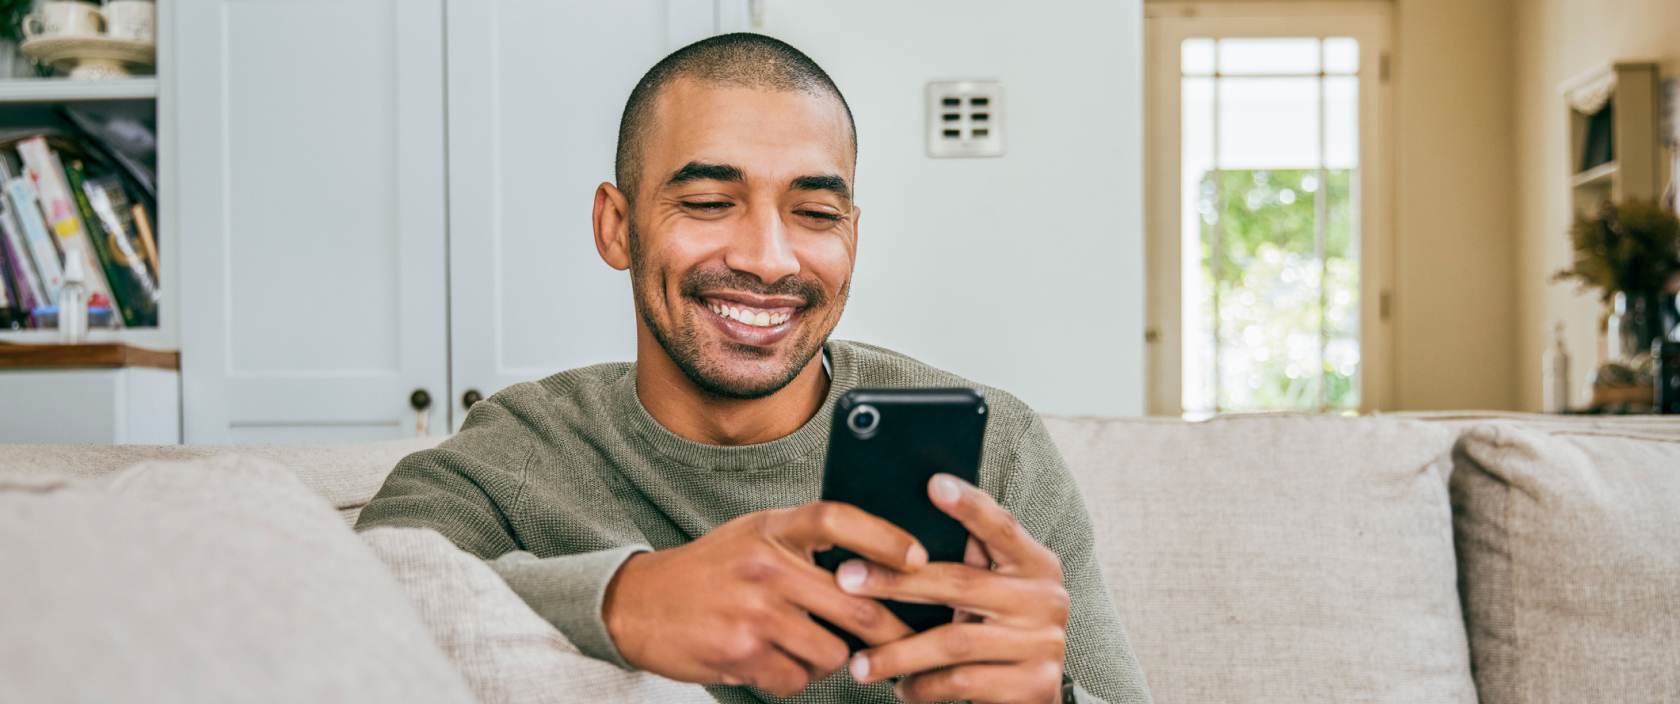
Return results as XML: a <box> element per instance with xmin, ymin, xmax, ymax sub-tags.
<box><xmin>445</xmin><ymin>0</ymin><xmax>717</xmax><ymax>426</ymax></box>
<box><xmin>177</xmin><ymin>0</ymin><xmax>449</xmax><ymax>443</ymax></box>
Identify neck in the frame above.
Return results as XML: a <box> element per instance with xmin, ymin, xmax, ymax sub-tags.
<box><xmin>633</xmin><ymin>324</ymin><xmax>829</xmax><ymax>446</ymax></box>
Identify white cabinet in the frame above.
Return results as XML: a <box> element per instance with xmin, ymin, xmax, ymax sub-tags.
<box><xmin>176</xmin><ymin>0</ymin><xmax>449</xmax><ymax>443</ymax></box>
<box><xmin>177</xmin><ymin>0</ymin><xmax>727</xmax><ymax>443</ymax></box>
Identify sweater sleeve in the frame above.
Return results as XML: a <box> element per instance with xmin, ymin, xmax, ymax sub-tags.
<box><xmin>1005</xmin><ymin>413</ymin><xmax>1154</xmax><ymax>704</ymax></box>
<box><xmin>355</xmin><ymin>399</ymin><xmax>648</xmax><ymax>668</ymax></box>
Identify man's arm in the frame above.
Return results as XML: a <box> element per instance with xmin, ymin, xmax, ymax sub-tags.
<box><xmin>354</xmin><ymin>400</ymin><xmax>649</xmax><ymax>668</ymax></box>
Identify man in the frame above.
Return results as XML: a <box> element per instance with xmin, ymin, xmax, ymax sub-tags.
<box><xmin>357</xmin><ymin>33</ymin><xmax>1151</xmax><ymax>704</ymax></box>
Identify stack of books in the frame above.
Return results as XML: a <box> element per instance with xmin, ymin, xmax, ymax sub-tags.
<box><xmin>0</xmin><ymin>134</ymin><xmax>159</xmax><ymax>330</ymax></box>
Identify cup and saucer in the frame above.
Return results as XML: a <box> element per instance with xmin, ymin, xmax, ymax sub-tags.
<box><xmin>19</xmin><ymin>1</ymin><xmax>156</xmax><ymax>80</ymax></box>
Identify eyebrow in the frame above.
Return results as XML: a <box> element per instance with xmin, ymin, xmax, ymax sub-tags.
<box><xmin>791</xmin><ymin>174</ymin><xmax>852</xmax><ymax>201</ymax></box>
<box><xmin>663</xmin><ymin>161</ymin><xmax>852</xmax><ymax>201</ymax></box>
<box><xmin>665</xmin><ymin>161</ymin><xmax>744</xmax><ymax>186</ymax></box>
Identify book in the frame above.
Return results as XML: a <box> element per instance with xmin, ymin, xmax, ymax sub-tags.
<box><xmin>131</xmin><ymin>203</ymin><xmax>159</xmax><ymax>276</ymax></box>
<box><xmin>77</xmin><ymin>167</ymin><xmax>159</xmax><ymax>326</ymax></box>
<box><xmin>0</xmin><ymin>156</ymin><xmax>64</xmax><ymax>305</ymax></box>
<box><xmin>0</xmin><ymin>230</ymin><xmax>18</xmax><ymax>325</ymax></box>
<box><xmin>0</xmin><ymin>197</ymin><xmax>45</xmax><ymax>316</ymax></box>
<box><xmin>0</xmin><ymin>196</ymin><xmax>46</xmax><ymax>310</ymax></box>
<box><xmin>15</xmin><ymin>136</ymin><xmax>122</xmax><ymax>327</ymax></box>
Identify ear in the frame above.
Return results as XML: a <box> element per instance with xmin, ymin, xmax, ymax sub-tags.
<box><xmin>848</xmin><ymin>204</ymin><xmax>863</xmax><ymax>258</ymax></box>
<box><xmin>593</xmin><ymin>181</ymin><xmax>633</xmax><ymax>271</ymax></box>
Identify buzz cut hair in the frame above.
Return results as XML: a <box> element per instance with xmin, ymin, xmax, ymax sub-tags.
<box><xmin>613</xmin><ymin>32</ymin><xmax>857</xmax><ymax>201</ymax></box>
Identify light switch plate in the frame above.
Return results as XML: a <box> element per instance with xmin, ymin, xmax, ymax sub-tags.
<box><xmin>926</xmin><ymin>80</ymin><xmax>1003</xmax><ymax>158</ymax></box>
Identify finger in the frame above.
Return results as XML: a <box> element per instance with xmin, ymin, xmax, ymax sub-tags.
<box><xmin>848</xmin><ymin>622</ymin><xmax>1063</xmax><ymax>684</ymax></box>
<box><xmin>895</xmin><ymin>662</ymin><xmax>1064</xmax><ymax>704</ymax></box>
<box><xmin>768</xmin><ymin>609</ymin><xmax>852</xmax><ymax>681</ymax></box>
<box><xmin>836</xmin><ymin>560</ymin><xmax>1070</xmax><ymax>624</ymax></box>
<box><xmin>725</xmin><ymin>647</ymin><xmax>813</xmax><ymax>699</ymax></box>
<box><xmin>777</xmin><ymin>558</ymin><xmax>915</xmax><ymax>646</ymax></box>
<box><xmin>928</xmin><ymin>474</ymin><xmax>1056</xmax><ymax>576</ymax></box>
<box><xmin>768</xmin><ymin>501</ymin><xmax>928</xmax><ymax>572</ymax></box>
<box><xmin>953</xmin><ymin>538</ymin><xmax>992</xmax><ymax>623</ymax></box>
<box><xmin>964</xmin><ymin>535</ymin><xmax>994</xmax><ymax>569</ymax></box>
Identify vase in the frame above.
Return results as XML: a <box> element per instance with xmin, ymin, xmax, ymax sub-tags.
<box><xmin>1607</xmin><ymin>290</ymin><xmax>1665</xmax><ymax>362</ymax></box>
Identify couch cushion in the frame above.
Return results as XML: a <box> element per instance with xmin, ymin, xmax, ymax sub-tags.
<box><xmin>361</xmin><ymin>526</ymin><xmax>714</xmax><ymax>704</ymax></box>
<box><xmin>1044</xmin><ymin>415</ymin><xmax>1475</xmax><ymax>703</ymax></box>
<box><xmin>0</xmin><ymin>437</ymin><xmax>439</xmax><ymax>524</ymax></box>
<box><xmin>1452</xmin><ymin>422</ymin><xmax>1680</xmax><ymax>704</ymax></box>
<box><xmin>0</xmin><ymin>454</ymin><xmax>474</xmax><ymax>703</ymax></box>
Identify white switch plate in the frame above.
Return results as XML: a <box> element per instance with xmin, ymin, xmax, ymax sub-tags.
<box><xmin>926</xmin><ymin>80</ymin><xmax>1003</xmax><ymax>158</ymax></box>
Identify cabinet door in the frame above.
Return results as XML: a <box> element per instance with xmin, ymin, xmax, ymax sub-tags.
<box><xmin>444</xmin><ymin>0</ymin><xmax>724</xmax><ymax>429</ymax></box>
<box><xmin>176</xmin><ymin>0</ymin><xmax>449</xmax><ymax>443</ymax></box>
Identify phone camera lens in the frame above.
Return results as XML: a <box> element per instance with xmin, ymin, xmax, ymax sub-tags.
<box><xmin>847</xmin><ymin>404</ymin><xmax>880</xmax><ymax>438</ymax></box>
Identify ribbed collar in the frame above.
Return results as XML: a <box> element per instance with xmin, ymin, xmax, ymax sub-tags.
<box><xmin>610</xmin><ymin>340</ymin><xmax>858</xmax><ymax>472</ymax></box>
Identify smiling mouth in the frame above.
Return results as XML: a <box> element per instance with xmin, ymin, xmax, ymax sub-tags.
<box><xmin>699</xmin><ymin>296</ymin><xmax>800</xmax><ymax>328</ymax></box>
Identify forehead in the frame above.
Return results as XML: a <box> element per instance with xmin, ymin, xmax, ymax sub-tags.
<box><xmin>642</xmin><ymin>78</ymin><xmax>855</xmax><ymax>185</ymax></box>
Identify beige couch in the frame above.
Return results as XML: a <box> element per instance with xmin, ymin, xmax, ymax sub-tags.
<box><xmin>3</xmin><ymin>413</ymin><xmax>1677</xmax><ymax>703</ymax></box>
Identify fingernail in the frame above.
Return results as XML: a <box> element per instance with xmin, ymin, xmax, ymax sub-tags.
<box><xmin>850</xmin><ymin>653</ymin><xmax>870</xmax><ymax>681</ymax></box>
<box><xmin>837</xmin><ymin>560</ymin><xmax>868</xmax><ymax>591</ymax></box>
<box><xmin>931</xmin><ymin>474</ymin><xmax>961</xmax><ymax>503</ymax></box>
<box><xmin>906</xmin><ymin>542</ymin><xmax>927</xmax><ymax>567</ymax></box>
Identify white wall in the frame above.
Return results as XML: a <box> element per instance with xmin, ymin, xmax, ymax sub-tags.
<box><xmin>761</xmin><ymin>0</ymin><xmax>1148</xmax><ymax>416</ymax></box>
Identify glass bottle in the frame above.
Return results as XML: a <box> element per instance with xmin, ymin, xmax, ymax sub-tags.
<box><xmin>58</xmin><ymin>248</ymin><xmax>88</xmax><ymax>344</ymax></box>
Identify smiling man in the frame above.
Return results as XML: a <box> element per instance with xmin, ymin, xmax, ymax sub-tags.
<box><xmin>357</xmin><ymin>33</ymin><xmax>1150</xmax><ymax>704</ymax></box>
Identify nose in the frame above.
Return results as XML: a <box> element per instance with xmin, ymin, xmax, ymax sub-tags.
<box><xmin>722</xmin><ymin>202</ymin><xmax>801</xmax><ymax>285</ymax></box>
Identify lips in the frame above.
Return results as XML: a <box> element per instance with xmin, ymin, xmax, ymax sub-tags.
<box><xmin>694</xmin><ymin>294</ymin><xmax>802</xmax><ymax>347</ymax></box>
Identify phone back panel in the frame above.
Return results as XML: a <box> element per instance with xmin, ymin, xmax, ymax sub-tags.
<box><xmin>815</xmin><ymin>387</ymin><xmax>989</xmax><ymax>649</ymax></box>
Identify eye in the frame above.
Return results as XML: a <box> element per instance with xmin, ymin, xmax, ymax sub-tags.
<box><xmin>681</xmin><ymin>201</ymin><xmax>733</xmax><ymax>212</ymax></box>
<box><xmin>796</xmin><ymin>209</ymin><xmax>843</xmax><ymax>223</ymax></box>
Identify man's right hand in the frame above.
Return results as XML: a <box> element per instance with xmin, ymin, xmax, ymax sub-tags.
<box><xmin>601</xmin><ymin>501</ymin><xmax>927</xmax><ymax>697</ymax></box>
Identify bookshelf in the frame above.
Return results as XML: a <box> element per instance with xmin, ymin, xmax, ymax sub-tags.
<box><xmin>0</xmin><ymin>28</ymin><xmax>173</xmax><ymax>351</ymax></box>
<box><xmin>1564</xmin><ymin>62</ymin><xmax>1663</xmax><ymax>215</ymax></box>
<box><xmin>0</xmin><ymin>77</ymin><xmax>158</xmax><ymax>103</ymax></box>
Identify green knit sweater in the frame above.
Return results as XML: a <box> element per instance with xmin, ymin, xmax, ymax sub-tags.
<box><xmin>356</xmin><ymin>340</ymin><xmax>1151</xmax><ymax>704</ymax></box>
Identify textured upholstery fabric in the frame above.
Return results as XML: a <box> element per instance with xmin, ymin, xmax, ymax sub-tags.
<box><xmin>0</xmin><ymin>437</ymin><xmax>440</xmax><ymax>525</ymax></box>
<box><xmin>361</xmin><ymin>526</ymin><xmax>715</xmax><ymax>704</ymax></box>
<box><xmin>1044</xmin><ymin>414</ymin><xmax>1477</xmax><ymax>704</ymax></box>
<box><xmin>0</xmin><ymin>455</ymin><xmax>474</xmax><ymax>703</ymax></box>
<box><xmin>1452</xmin><ymin>423</ymin><xmax>1680</xmax><ymax>704</ymax></box>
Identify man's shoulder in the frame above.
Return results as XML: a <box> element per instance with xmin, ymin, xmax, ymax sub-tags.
<box><xmin>835</xmin><ymin>339</ymin><xmax>1038</xmax><ymax>429</ymax></box>
<box><xmin>475</xmin><ymin>361</ymin><xmax>633</xmax><ymax>425</ymax></box>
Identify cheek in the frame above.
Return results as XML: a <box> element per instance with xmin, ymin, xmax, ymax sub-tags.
<box><xmin>796</xmin><ymin>235</ymin><xmax>855</xmax><ymax>295</ymax></box>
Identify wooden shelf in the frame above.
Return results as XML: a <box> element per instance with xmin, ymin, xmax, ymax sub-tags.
<box><xmin>0</xmin><ymin>77</ymin><xmax>158</xmax><ymax>104</ymax></box>
<box><xmin>0</xmin><ymin>341</ymin><xmax>178</xmax><ymax>370</ymax></box>
<box><xmin>1572</xmin><ymin>161</ymin><xmax>1618</xmax><ymax>189</ymax></box>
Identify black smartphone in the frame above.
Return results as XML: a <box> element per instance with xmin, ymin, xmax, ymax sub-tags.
<box><xmin>814</xmin><ymin>387</ymin><xmax>989</xmax><ymax>651</ymax></box>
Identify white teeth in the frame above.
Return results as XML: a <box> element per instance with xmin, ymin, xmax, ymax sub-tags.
<box><xmin>704</xmin><ymin>299</ymin><xmax>792</xmax><ymax>328</ymax></box>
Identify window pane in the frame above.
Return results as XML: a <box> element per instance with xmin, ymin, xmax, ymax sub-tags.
<box><xmin>1208</xmin><ymin>169</ymin><xmax>1325</xmax><ymax>411</ymax></box>
<box><xmin>1182</xmin><ymin>38</ymin><xmax>1215</xmax><ymax>75</ymax></box>
<box><xmin>1324</xmin><ymin>37</ymin><xmax>1360</xmax><ymax>74</ymax></box>
<box><xmin>1325</xmin><ymin>76</ymin><xmax>1359</xmax><ymax>169</ymax></box>
<box><xmin>1218</xmin><ymin>77</ymin><xmax>1321</xmax><ymax>169</ymax></box>
<box><xmin>1218</xmin><ymin>37</ymin><xmax>1320</xmax><ymax>75</ymax></box>
<box><xmin>1325</xmin><ymin>169</ymin><xmax>1360</xmax><ymax>409</ymax></box>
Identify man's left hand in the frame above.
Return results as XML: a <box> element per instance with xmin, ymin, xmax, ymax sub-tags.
<box><xmin>836</xmin><ymin>474</ymin><xmax>1069</xmax><ymax>704</ymax></box>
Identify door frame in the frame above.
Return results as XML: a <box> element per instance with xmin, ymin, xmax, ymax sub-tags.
<box><xmin>1144</xmin><ymin>1</ymin><xmax>1394</xmax><ymax>415</ymax></box>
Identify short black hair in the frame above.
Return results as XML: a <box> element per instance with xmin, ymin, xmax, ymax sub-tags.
<box><xmin>614</xmin><ymin>32</ymin><xmax>857</xmax><ymax>201</ymax></box>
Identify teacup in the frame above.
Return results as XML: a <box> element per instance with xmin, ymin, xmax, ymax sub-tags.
<box><xmin>102</xmin><ymin>0</ymin><xmax>155</xmax><ymax>43</ymax></box>
<box><xmin>22</xmin><ymin>1</ymin><xmax>106</xmax><ymax>39</ymax></box>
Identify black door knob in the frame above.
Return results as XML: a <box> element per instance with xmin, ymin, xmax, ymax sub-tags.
<box><xmin>462</xmin><ymin>389</ymin><xmax>484</xmax><ymax>409</ymax></box>
<box><xmin>410</xmin><ymin>389</ymin><xmax>432</xmax><ymax>411</ymax></box>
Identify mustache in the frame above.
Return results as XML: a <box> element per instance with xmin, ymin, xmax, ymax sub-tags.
<box><xmin>680</xmin><ymin>267</ymin><xmax>828</xmax><ymax>308</ymax></box>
